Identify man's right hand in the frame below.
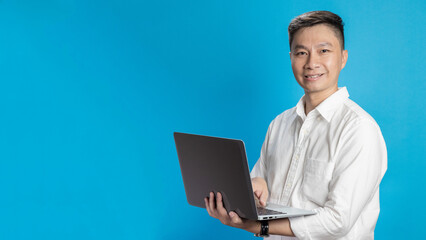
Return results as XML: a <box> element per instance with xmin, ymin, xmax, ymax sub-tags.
<box><xmin>252</xmin><ymin>177</ymin><xmax>269</xmax><ymax>207</ymax></box>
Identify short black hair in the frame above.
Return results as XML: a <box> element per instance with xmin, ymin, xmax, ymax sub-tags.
<box><xmin>288</xmin><ymin>11</ymin><xmax>345</xmax><ymax>50</ymax></box>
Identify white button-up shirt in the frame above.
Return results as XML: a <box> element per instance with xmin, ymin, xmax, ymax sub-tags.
<box><xmin>251</xmin><ymin>87</ymin><xmax>387</xmax><ymax>239</ymax></box>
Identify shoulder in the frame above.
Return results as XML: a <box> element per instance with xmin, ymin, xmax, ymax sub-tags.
<box><xmin>268</xmin><ymin>106</ymin><xmax>297</xmax><ymax>129</ymax></box>
<box><xmin>337</xmin><ymin>99</ymin><xmax>383</xmax><ymax>139</ymax></box>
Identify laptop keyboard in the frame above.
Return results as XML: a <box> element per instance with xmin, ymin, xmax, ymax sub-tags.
<box><xmin>257</xmin><ymin>207</ymin><xmax>286</xmax><ymax>216</ymax></box>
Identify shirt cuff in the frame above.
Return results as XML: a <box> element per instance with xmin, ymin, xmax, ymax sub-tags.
<box><xmin>289</xmin><ymin>216</ymin><xmax>311</xmax><ymax>240</ymax></box>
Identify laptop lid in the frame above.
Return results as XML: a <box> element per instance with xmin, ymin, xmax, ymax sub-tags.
<box><xmin>174</xmin><ymin>132</ymin><xmax>258</xmax><ymax>220</ymax></box>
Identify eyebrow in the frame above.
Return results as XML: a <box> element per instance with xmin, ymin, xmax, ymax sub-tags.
<box><xmin>293</xmin><ymin>42</ymin><xmax>334</xmax><ymax>51</ymax></box>
<box><xmin>317</xmin><ymin>42</ymin><xmax>333</xmax><ymax>47</ymax></box>
<box><xmin>293</xmin><ymin>44</ymin><xmax>309</xmax><ymax>51</ymax></box>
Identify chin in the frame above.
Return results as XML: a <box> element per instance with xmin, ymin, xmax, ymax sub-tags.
<box><xmin>301</xmin><ymin>83</ymin><xmax>324</xmax><ymax>92</ymax></box>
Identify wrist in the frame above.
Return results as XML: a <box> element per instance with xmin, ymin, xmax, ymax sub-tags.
<box><xmin>245</xmin><ymin>220</ymin><xmax>261</xmax><ymax>234</ymax></box>
<box><xmin>254</xmin><ymin>220</ymin><xmax>270</xmax><ymax>237</ymax></box>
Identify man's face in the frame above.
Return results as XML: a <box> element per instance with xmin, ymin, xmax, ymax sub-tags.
<box><xmin>290</xmin><ymin>24</ymin><xmax>348</xmax><ymax>96</ymax></box>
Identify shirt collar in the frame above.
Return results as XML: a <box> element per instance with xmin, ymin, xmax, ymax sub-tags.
<box><xmin>296</xmin><ymin>87</ymin><xmax>350</xmax><ymax>122</ymax></box>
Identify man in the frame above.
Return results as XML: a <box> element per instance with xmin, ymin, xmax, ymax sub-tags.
<box><xmin>204</xmin><ymin>11</ymin><xmax>387</xmax><ymax>239</ymax></box>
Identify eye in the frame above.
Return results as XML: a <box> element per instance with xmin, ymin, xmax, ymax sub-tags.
<box><xmin>320</xmin><ymin>49</ymin><xmax>330</xmax><ymax>53</ymax></box>
<box><xmin>295</xmin><ymin>51</ymin><xmax>307</xmax><ymax>56</ymax></box>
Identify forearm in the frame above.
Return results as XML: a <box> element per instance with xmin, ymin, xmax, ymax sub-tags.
<box><xmin>269</xmin><ymin>218</ymin><xmax>295</xmax><ymax>237</ymax></box>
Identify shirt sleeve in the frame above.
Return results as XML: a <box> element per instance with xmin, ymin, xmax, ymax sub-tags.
<box><xmin>289</xmin><ymin>118</ymin><xmax>387</xmax><ymax>239</ymax></box>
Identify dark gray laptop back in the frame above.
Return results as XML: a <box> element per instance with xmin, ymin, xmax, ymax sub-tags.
<box><xmin>174</xmin><ymin>132</ymin><xmax>258</xmax><ymax>220</ymax></box>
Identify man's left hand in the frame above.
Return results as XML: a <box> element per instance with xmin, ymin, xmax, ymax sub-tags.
<box><xmin>204</xmin><ymin>191</ymin><xmax>260</xmax><ymax>233</ymax></box>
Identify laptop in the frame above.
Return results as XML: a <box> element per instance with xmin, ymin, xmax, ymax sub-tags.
<box><xmin>174</xmin><ymin>132</ymin><xmax>315</xmax><ymax>220</ymax></box>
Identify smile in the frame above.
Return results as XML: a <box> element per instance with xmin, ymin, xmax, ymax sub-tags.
<box><xmin>304</xmin><ymin>73</ymin><xmax>324</xmax><ymax>81</ymax></box>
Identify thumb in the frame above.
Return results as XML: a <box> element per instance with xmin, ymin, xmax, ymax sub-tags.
<box><xmin>229</xmin><ymin>211</ymin><xmax>242</xmax><ymax>224</ymax></box>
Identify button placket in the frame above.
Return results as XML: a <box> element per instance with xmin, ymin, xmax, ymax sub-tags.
<box><xmin>280</xmin><ymin>113</ymin><xmax>316</xmax><ymax>205</ymax></box>
<box><xmin>281</xmin><ymin>145</ymin><xmax>301</xmax><ymax>205</ymax></box>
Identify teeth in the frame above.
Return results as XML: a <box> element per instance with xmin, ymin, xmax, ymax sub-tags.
<box><xmin>306</xmin><ymin>74</ymin><xmax>321</xmax><ymax>78</ymax></box>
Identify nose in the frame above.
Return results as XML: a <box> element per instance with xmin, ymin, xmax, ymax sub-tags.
<box><xmin>304</xmin><ymin>53</ymin><xmax>320</xmax><ymax>69</ymax></box>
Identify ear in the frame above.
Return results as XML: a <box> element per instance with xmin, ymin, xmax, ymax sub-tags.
<box><xmin>341</xmin><ymin>49</ymin><xmax>348</xmax><ymax>70</ymax></box>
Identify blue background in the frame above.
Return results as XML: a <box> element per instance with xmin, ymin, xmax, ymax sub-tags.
<box><xmin>0</xmin><ymin>0</ymin><xmax>424</xmax><ymax>239</ymax></box>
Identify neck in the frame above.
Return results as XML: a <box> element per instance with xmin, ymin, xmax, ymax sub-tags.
<box><xmin>304</xmin><ymin>87</ymin><xmax>338</xmax><ymax>115</ymax></box>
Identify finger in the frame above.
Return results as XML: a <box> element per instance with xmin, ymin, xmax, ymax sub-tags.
<box><xmin>253</xmin><ymin>189</ymin><xmax>261</xmax><ymax>199</ymax></box>
<box><xmin>229</xmin><ymin>211</ymin><xmax>243</xmax><ymax>224</ymax></box>
<box><xmin>253</xmin><ymin>190</ymin><xmax>264</xmax><ymax>206</ymax></box>
<box><xmin>209</xmin><ymin>192</ymin><xmax>216</xmax><ymax>211</ymax></box>
<box><xmin>260</xmin><ymin>193</ymin><xmax>268</xmax><ymax>206</ymax></box>
<box><xmin>216</xmin><ymin>192</ymin><xmax>228</xmax><ymax>215</ymax></box>
<box><xmin>205</xmin><ymin>197</ymin><xmax>212</xmax><ymax>215</ymax></box>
